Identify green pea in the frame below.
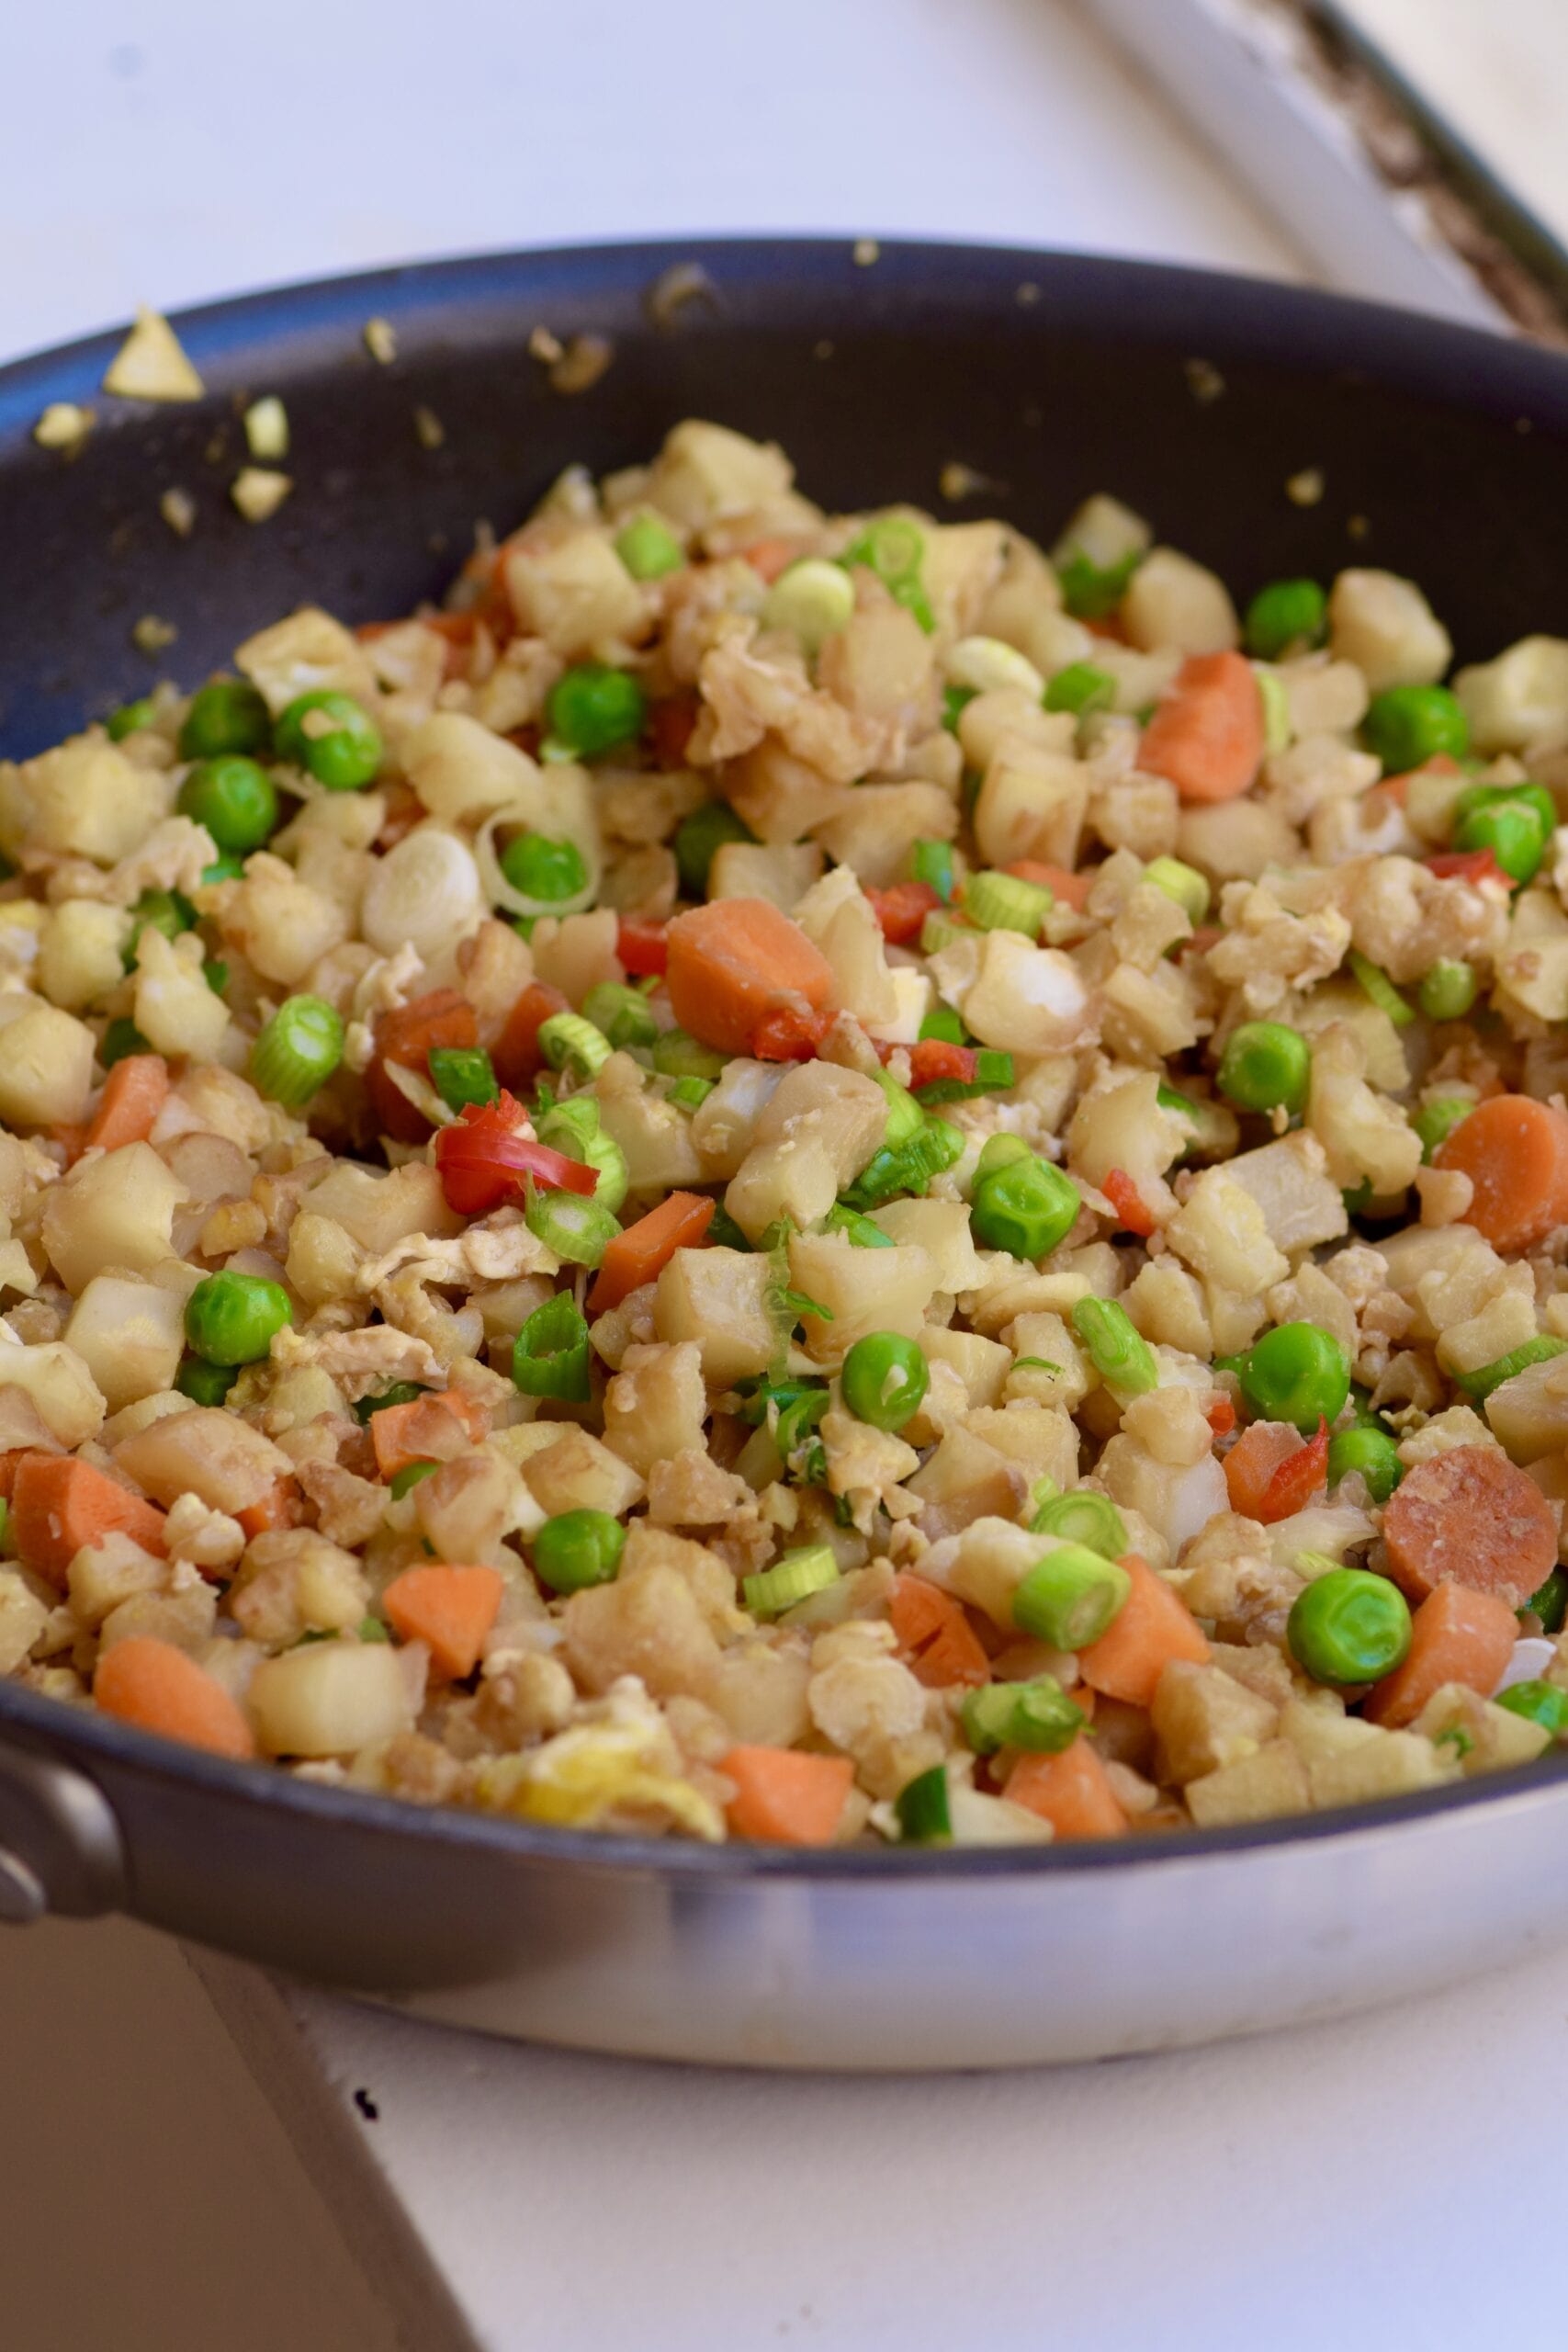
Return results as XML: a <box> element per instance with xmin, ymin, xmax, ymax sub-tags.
<box><xmin>123</xmin><ymin>887</ymin><xmax>195</xmax><ymax>967</ymax></box>
<box><xmin>674</xmin><ymin>800</ymin><xmax>754</xmax><ymax>899</ymax></box>
<box><xmin>107</xmin><ymin>696</ymin><xmax>157</xmax><ymax>742</ymax></box>
<box><xmin>1524</xmin><ymin>1567</ymin><xmax>1568</xmax><ymax>1636</ymax></box>
<box><xmin>942</xmin><ymin>684</ymin><xmax>976</xmax><ymax>734</ymax></box>
<box><xmin>1288</xmin><ymin>1567</ymin><xmax>1411</xmax><ymax>1684</ymax></box>
<box><xmin>275</xmin><ymin>690</ymin><xmax>383</xmax><ymax>790</ymax></box>
<box><xmin>100</xmin><ymin>1016</ymin><xmax>151</xmax><ymax>1069</ymax></box>
<box><xmin>175</xmin><ymin>1354</ymin><xmax>239</xmax><ymax>1407</ymax></box>
<box><xmin>177</xmin><ymin>755</ymin><xmax>279</xmax><ymax>855</ymax></box>
<box><xmin>1216</xmin><ymin>1021</ymin><xmax>1311</xmax><ymax>1115</ymax></box>
<box><xmin>1043</xmin><ymin>662</ymin><xmax>1116</xmax><ymax>718</ymax></box>
<box><xmin>1012</xmin><ymin>1544</ymin><xmax>1131</xmax><ymax>1649</ymax></box>
<box><xmin>184</xmin><ymin>1269</ymin><xmax>293</xmax><ymax>1366</ymax></box>
<box><xmin>1417</xmin><ymin>959</ymin><xmax>1478</xmax><ymax>1023</ymax></box>
<box><xmin>178</xmin><ymin>678</ymin><xmax>272</xmax><ymax>761</ymax></box>
<box><xmin>1363</xmin><ymin>684</ymin><xmax>1469</xmax><ymax>773</ymax></box>
<box><xmin>840</xmin><ymin>1332</ymin><xmax>930</xmax><ymax>1432</ymax></box>
<box><xmin>1244</xmin><ymin>579</ymin><xmax>1326</xmax><ymax>662</ymax></box>
<box><xmin>533</xmin><ymin>1508</ymin><xmax>626</xmax><ymax>1595</ymax></box>
<box><xmin>1238</xmin><ymin>1321</ymin><xmax>1350</xmax><ymax>1433</ymax></box>
<box><xmin>1451</xmin><ymin>785</ymin><xmax>1552</xmax><ymax>886</ymax></box>
<box><xmin>1326</xmin><ymin>1423</ymin><xmax>1403</xmax><ymax>1505</ymax></box>
<box><xmin>969</xmin><ymin>1156</ymin><xmax>1079</xmax><ymax>1260</ymax></box>
<box><xmin>499</xmin><ymin>831</ymin><xmax>588</xmax><ymax>901</ymax></box>
<box><xmin>1412</xmin><ymin>1096</ymin><xmax>1473</xmax><ymax>1162</ymax></box>
<box><xmin>546</xmin><ymin>663</ymin><xmax>647</xmax><ymax>759</ymax></box>
<box><xmin>614</xmin><ymin>513</ymin><xmax>684</xmax><ymax>582</ymax></box>
<box><xmin>1495</xmin><ymin>1679</ymin><xmax>1568</xmax><ymax>1736</ymax></box>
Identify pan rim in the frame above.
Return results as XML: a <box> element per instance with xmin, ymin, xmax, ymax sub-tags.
<box><xmin>6</xmin><ymin>234</ymin><xmax>1568</xmax><ymax>1884</ymax></box>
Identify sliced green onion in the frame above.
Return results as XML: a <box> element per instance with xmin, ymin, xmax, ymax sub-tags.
<box><xmin>871</xmin><ymin>1069</ymin><xmax>926</xmax><ymax>1148</ymax></box>
<box><xmin>615</xmin><ymin>513</ymin><xmax>684</xmax><ymax>582</ymax></box>
<box><xmin>1348</xmin><ymin>948</ymin><xmax>1415</xmax><ymax>1028</ymax></box>
<box><xmin>762</xmin><ymin>558</ymin><xmax>856</xmax><ymax>652</ymax></box>
<box><xmin>525</xmin><ymin>1187</ymin><xmax>621</xmax><ymax>1267</ymax></box>
<box><xmin>962</xmin><ymin>1676</ymin><xmax>1086</xmax><ymax>1757</ymax></box>
<box><xmin>651</xmin><ymin>1028</ymin><xmax>727</xmax><ymax>1081</ymax></box>
<box><xmin>581</xmin><ymin>980</ymin><xmax>659</xmax><ymax>1051</ymax></box>
<box><xmin>915</xmin><ymin>1046</ymin><xmax>1013</xmax><ymax>1107</ymax></box>
<box><xmin>1255</xmin><ymin>666</ymin><xmax>1292</xmax><ymax>755</ymax></box>
<box><xmin>666</xmin><ymin>1075</ymin><xmax>714</xmax><ymax>1112</ymax></box>
<box><xmin>964</xmin><ymin>869</ymin><xmax>1053</xmax><ymax>936</ymax></box>
<box><xmin>1056</xmin><ymin>548</ymin><xmax>1141</xmax><ymax>620</ymax></box>
<box><xmin>1070</xmin><ymin>1297</ymin><xmax>1158</xmax><ymax>1396</ymax></box>
<box><xmin>909</xmin><ymin>839</ymin><xmax>955</xmax><ymax>901</ymax></box>
<box><xmin>428</xmin><ymin>1046</ymin><xmax>499</xmax><ymax>1112</ymax></box>
<box><xmin>822</xmin><ymin>1204</ymin><xmax>894</xmax><ymax>1248</ymax></box>
<box><xmin>742</xmin><ymin>1544</ymin><xmax>840</xmax><ymax>1620</ymax></box>
<box><xmin>1142</xmin><ymin>855</ymin><xmax>1211</xmax><ymax>925</ymax></box>
<box><xmin>353</xmin><ymin>1381</ymin><xmax>428</xmax><ymax>1423</ymax></box>
<box><xmin>389</xmin><ymin>1460</ymin><xmax>439</xmax><ymax>1500</ymax></box>
<box><xmin>1031</xmin><ymin>1490</ymin><xmax>1126</xmax><ymax>1555</ymax></box>
<box><xmin>942</xmin><ymin>685</ymin><xmax>976</xmax><ymax>734</ymax></box>
<box><xmin>513</xmin><ymin>1292</ymin><xmax>592</xmax><ymax>1399</ymax></box>
<box><xmin>536</xmin><ymin>1009</ymin><xmax>612</xmax><ymax>1080</ymax></box>
<box><xmin>840</xmin><ymin>1117</ymin><xmax>964</xmax><ymax>1211</ymax></box>
<box><xmin>920</xmin><ymin>908</ymin><xmax>972</xmax><ymax>955</ymax></box>
<box><xmin>250</xmin><ymin>994</ymin><xmax>345</xmax><ymax>1110</ymax></box>
<box><xmin>1043</xmin><ymin>661</ymin><xmax>1115</xmax><ymax>718</ymax></box>
<box><xmin>894</xmin><ymin>1763</ymin><xmax>952</xmax><ymax>1843</ymax></box>
<box><xmin>1012</xmin><ymin>1544</ymin><xmax>1132</xmax><ymax>1648</ymax></box>
<box><xmin>1455</xmin><ymin>1335</ymin><xmax>1568</xmax><ymax>1405</ymax></box>
<box><xmin>919</xmin><ymin>1001</ymin><xmax>966</xmax><ymax>1045</ymax></box>
<box><xmin>100</xmin><ymin>1016</ymin><xmax>151</xmax><ymax>1069</ymax></box>
<box><xmin>536</xmin><ymin>1098</ymin><xmax>629</xmax><ymax>1216</ymax></box>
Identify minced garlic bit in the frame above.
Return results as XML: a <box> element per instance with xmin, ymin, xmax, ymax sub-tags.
<box><xmin>852</xmin><ymin>238</ymin><xmax>880</xmax><ymax>267</ymax></box>
<box><xmin>364</xmin><ymin>317</ymin><xmax>397</xmax><ymax>366</ymax></box>
<box><xmin>32</xmin><ymin>402</ymin><xmax>94</xmax><ymax>452</ymax></box>
<box><xmin>1287</xmin><ymin>467</ymin><xmax>1326</xmax><ymax>507</ymax></box>
<box><xmin>231</xmin><ymin>467</ymin><xmax>292</xmax><ymax>523</ymax></box>
<box><xmin>412</xmin><ymin>406</ymin><xmax>446</xmax><ymax>451</ymax></box>
<box><xmin>130</xmin><ymin>613</ymin><xmax>176</xmax><ymax>651</ymax></box>
<box><xmin>528</xmin><ymin>324</ymin><xmax>565</xmax><ymax>365</ymax></box>
<box><xmin>549</xmin><ymin>335</ymin><xmax>614</xmax><ymax>396</ymax></box>
<box><xmin>244</xmin><ymin>396</ymin><xmax>289</xmax><ymax>462</ymax></box>
<box><xmin>103</xmin><ymin>307</ymin><xmax>205</xmax><ymax>402</ymax></box>
<box><xmin>159</xmin><ymin>487</ymin><xmax>197</xmax><ymax>538</ymax></box>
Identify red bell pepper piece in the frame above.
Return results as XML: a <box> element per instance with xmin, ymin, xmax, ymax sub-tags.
<box><xmin>616</xmin><ymin>920</ymin><xmax>670</xmax><ymax>978</ymax></box>
<box><xmin>753</xmin><ymin>1006</ymin><xmax>832</xmax><ymax>1062</ymax></box>
<box><xmin>1102</xmin><ymin>1165</ymin><xmax>1157</xmax><ymax>1238</ymax></box>
<box><xmin>434</xmin><ymin>1094</ymin><xmax>600</xmax><ymax>1217</ymax></box>
<box><xmin>866</xmin><ymin>881</ymin><xmax>942</xmax><ymax>945</ymax></box>
<box><xmin>1258</xmin><ymin>1419</ymin><xmax>1329</xmax><ymax>1524</ymax></box>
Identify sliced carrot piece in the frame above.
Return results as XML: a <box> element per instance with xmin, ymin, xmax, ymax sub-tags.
<box><xmin>1006</xmin><ymin>859</ymin><xmax>1092</xmax><ymax>911</ymax></box>
<box><xmin>85</xmin><ymin>1054</ymin><xmax>169</xmax><ymax>1153</ymax></box>
<box><xmin>382</xmin><ymin>1563</ymin><xmax>503</xmax><ymax>1679</ymax></box>
<box><xmin>1079</xmin><ymin>1554</ymin><xmax>1211</xmax><ymax>1709</ymax></box>
<box><xmin>723</xmin><ymin>1746</ymin><xmax>853</xmax><ymax>1845</ymax></box>
<box><xmin>1223</xmin><ymin>1420</ymin><xmax>1302</xmax><ymax>1520</ymax></box>
<box><xmin>491</xmin><ymin>980</ymin><xmax>570</xmax><ymax>1091</ymax></box>
<box><xmin>1433</xmin><ymin>1094</ymin><xmax>1568</xmax><ymax>1252</ymax></box>
<box><xmin>95</xmin><ymin>1635</ymin><xmax>254</xmax><ymax>1759</ymax></box>
<box><xmin>1382</xmin><ymin>1443</ymin><xmax>1557</xmax><ymax>1606</ymax></box>
<box><xmin>1139</xmin><ymin>650</ymin><xmax>1264</xmax><ymax>804</ymax></box>
<box><xmin>1005</xmin><ymin>1739</ymin><xmax>1128</xmax><ymax>1838</ymax></box>
<box><xmin>369</xmin><ymin>1390</ymin><xmax>491</xmax><ymax>1481</ymax></box>
<box><xmin>1364</xmin><ymin>1581</ymin><xmax>1521</xmax><ymax>1729</ymax></box>
<box><xmin>665</xmin><ymin>898</ymin><xmax>835</xmax><ymax>1057</ymax></box>
<box><xmin>11</xmin><ymin>1453</ymin><xmax>167</xmax><ymax>1589</ymax></box>
<box><xmin>887</xmin><ymin>1573</ymin><xmax>990</xmax><ymax>1690</ymax></box>
<box><xmin>588</xmin><ymin>1191</ymin><xmax>716</xmax><ymax>1315</ymax></box>
<box><xmin>234</xmin><ymin>1476</ymin><xmax>304</xmax><ymax>1544</ymax></box>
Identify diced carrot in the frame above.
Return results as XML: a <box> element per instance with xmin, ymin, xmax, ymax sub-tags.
<box><xmin>1222</xmin><ymin>1420</ymin><xmax>1302</xmax><ymax>1520</ymax></box>
<box><xmin>1101</xmin><ymin>1166</ymin><xmax>1157</xmax><ymax>1237</ymax></box>
<box><xmin>367</xmin><ymin>989</ymin><xmax>479</xmax><ymax>1142</ymax></box>
<box><xmin>647</xmin><ymin>693</ymin><xmax>699</xmax><ymax>767</ymax></box>
<box><xmin>491</xmin><ymin>979</ymin><xmax>569</xmax><ymax>1091</ymax></box>
<box><xmin>866</xmin><ymin>881</ymin><xmax>942</xmax><ymax>945</ymax></box>
<box><xmin>1079</xmin><ymin>1554</ymin><xmax>1211</xmax><ymax>1709</ymax></box>
<box><xmin>234</xmin><ymin>1476</ymin><xmax>304</xmax><ymax>1543</ymax></box>
<box><xmin>1204</xmin><ymin>1393</ymin><xmax>1235</xmax><ymax>1438</ymax></box>
<box><xmin>1433</xmin><ymin>1093</ymin><xmax>1568</xmax><ymax>1252</ymax></box>
<box><xmin>85</xmin><ymin>1054</ymin><xmax>169</xmax><ymax>1153</ymax></box>
<box><xmin>11</xmin><ymin>1453</ymin><xmax>168</xmax><ymax>1589</ymax></box>
<box><xmin>665</xmin><ymin>898</ymin><xmax>836</xmax><ymax>1057</ymax></box>
<box><xmin>588</xmin><ymin>1192</ymin><xmax>716</xmax><ymax>1315</ymax></box>
<box><xmin>1006</xmin><ymin>859</ymin><xmax>1092</xmax><ymax>912</ymax></box>
<box><xmin>723</xmin><ymin>1746</ymin><xmax>853</xmax><ymax>1845</ymax></box>
<box><xmin>887</xmin><ymin>1573</ymin><xmax>990</xmax><ymax>1690</ymax></box>
<box><xmin>47</xmin><ymin>1123</ymin><xmax>89</xmax><ymax>1166</ymax></box>
<box><xmin>1140</xmin><ymin>650</ymin><xmax>1264</xmax><ymax>803</ymax></box>
<box><xmin>1381</xmin><ymin>1443</ymin><xmax>1557</xmax><ymax>1605</ymax></box>
<box><xmin>1258</xmin><ymin>1419</ymin><xmax>1329</xmax><ymax>1524</ymax></box>
<box><xmin>369</xmin><ymin>1390</ymin><xmax>491</xmax><ymax>1481</ymax></box>
<box><xmin>1005</xmin><ymin>1739</ymin><xmax>1128</xmax><ymax>1838</ymax></box>
<box><xmin>0</xmin><ymin>1452</ymin><xmax>25</xmax><ymax>1500</ymax></box>
<box><xmin>753</xmin><ymin>1006</ymin><xmax>832</xmax><ymax>1062</ymax></box>
<box><xmin>1364</xmin><ymin>1580</ymin><xmax>1521</xmax><ymax>1730</ymax></box>
<box><xmin>95</xmin><ymin>1636</ymin><xmax>255</xmax><ymax>1759</ymax></box>
<box><xmin>382</xmin><ymin>1562</ymin><xmax>503</xmax><ymax>1679</ymax></box>
<box><xmin>739</xmin><ymin>537</ymin><xmax>804</xmax><ymax>585</ymax></box>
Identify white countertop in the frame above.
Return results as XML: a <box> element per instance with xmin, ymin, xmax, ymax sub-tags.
<box><xmin>0</xmin><ymin>5</ymin><xmax>1557</xmax><ymax>2348</ymax></box>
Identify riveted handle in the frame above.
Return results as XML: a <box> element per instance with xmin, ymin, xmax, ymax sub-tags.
<box><xmin>0</xmin><ymin>1740</ymin><xmax>126</xmax><ymax>1922</ymax></box>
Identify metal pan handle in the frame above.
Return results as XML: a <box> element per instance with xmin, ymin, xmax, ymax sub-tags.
<box><xmin>0</xmin><ymin>1739</ymin><xmax>126</xmax><ymax>1924</ymax></box>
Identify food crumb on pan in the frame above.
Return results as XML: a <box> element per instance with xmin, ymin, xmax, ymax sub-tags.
<box><xmin>528</xmin><ymin>324</ymin><xmax>564</xmax><ymax>365</ymax></box>
<box><xmin>363</xmin><ymin>318</ymin><xmax>397</xmax><ymax>366</ymax></box>
<box><xmin>33</xmin><ymin>401</ymin><xmax>95</xmax><ymax>452</ymax></box>
<box><xmin>103</xmin><ymin>307</ymin><xmax>205</xmax><ymax>403</ymax></box>
<box><xmin>130</xmin><ymin>611</ymin><xmax>176</xmax><ymax>650</ymax></box>
<box><xmin>1016</xmin><ymin>281</ymin><xmax>1041</xmax><ymax>307</ymax></box>
<box><xmin>549</xmin><ymin>335</ymin><xmax>614</xmax><ymax>396</ymax></box>
<box><xmin>230</xmin><ymin>466</ymin><xmax>292</xmax><ymax>523</ymax></box>
<box><xmin>938</xmin><ymin>461</ymin><xmax>996</xmax><ymax>503</ymax></box>
<box><xmin>159</xmin><ymin>487</ymin><xmax>197</xmax><ymax>538</ymax></box>
<box><xmin>412</xmin><ymin>405</ymin><xmax>446</xmax><ymax>451</ymax></box>
<box><xmin>1184</xmin><ymin>358</ymin><xmax>1225</xmax><ymax>405</ymax></box>
<box><xmin>1286</xmin><ymin>467</ymin><xmax>1325</xmax><ymax>507</ymax></box>
<box><xmin>645</xmin><ymin>262</ymin><xmax>718</xmax><ymax>331</ymax></box>
<box><xmin>814</xmin><ymin>339</ymin><xmax>834</xmax><ymax>361</ymax></box>
<box><xmin>1348</xmin><ymin>512</ymin><xmax>1371</xmax><ymax>540</ymax></box>
<box><xmin>243</xmin><ymin>396</ymin><xmax>289</xmax><ymax>463</ymax></box>
<box><xmin>852</xmin><ymin>238</ymin><xmax>880</xmax><ymax>267</ymax></box>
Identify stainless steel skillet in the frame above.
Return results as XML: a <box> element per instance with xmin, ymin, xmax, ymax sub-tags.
<box><xmin>4</xmin><ymin>239</ymin><xmax>1568</xmax><ymax>2068</ymax></box>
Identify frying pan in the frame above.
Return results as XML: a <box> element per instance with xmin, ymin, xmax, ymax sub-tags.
<box><xmin>4</xmin><ymin>239</ymin><xmax>1568</xmax><ymax>2070</ymax></box>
